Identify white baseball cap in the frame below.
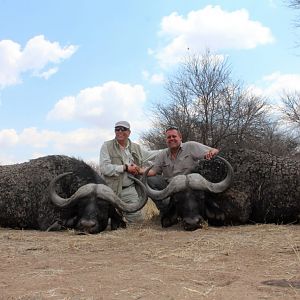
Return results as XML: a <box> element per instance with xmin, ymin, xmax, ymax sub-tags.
<box><xmin>114</xmin><ymin>121</ymin><xmax>130</xmax><ymax>129</ymax></box>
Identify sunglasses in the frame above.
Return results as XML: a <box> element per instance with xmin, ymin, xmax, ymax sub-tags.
<box><xmin>115</xmin><ymin>126</ymin><xmax>129</xmax><ymax>132</ymax></box>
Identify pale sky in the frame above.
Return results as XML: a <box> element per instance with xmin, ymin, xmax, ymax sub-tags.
<box><xmin>1</xmin><ymin>0</ymin><xmax>300</xmax><ymax>164</ymax></box>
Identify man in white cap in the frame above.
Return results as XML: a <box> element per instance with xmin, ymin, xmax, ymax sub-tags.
<box><xmin>100</xmin><ymin>121</ymin><xmax>158</xmax><ymax>223</ymax></box>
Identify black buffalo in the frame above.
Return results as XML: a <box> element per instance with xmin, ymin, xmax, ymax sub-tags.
<box><xmin>210</xmin><ymin>148</ymin><xmax>300</xmax><ymax>225</ymax></box>
<box><xmin>143</xmin><ymin>148</ymin><xmax>300</xmax><ymax>231</ymax></box>
<box><xmin>0</xmin><ymin>155</ymin><xmax>147</xmax><ymax>233</ymax></box>
<box><xmin>143</xmin><ymin>156</ymin><xmax>234</xmax><ymax>231</ymax></box>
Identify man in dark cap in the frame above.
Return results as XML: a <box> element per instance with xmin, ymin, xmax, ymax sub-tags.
<box><xmin>100</xmin><ymin>121</ymin><xmax>158</xmax><ymax>222</ymax></box>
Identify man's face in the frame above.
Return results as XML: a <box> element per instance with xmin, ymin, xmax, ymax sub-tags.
<box><xmin>166</xmin><ymin>129</ymin><xmax>182</xmax><ymax>151</ymax></box>
<box><xmin>115</xmin><ymin>126</ymin><xmax>130</xmax><ymax>143</ymax></box>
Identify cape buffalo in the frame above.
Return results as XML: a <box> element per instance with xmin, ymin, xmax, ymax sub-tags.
<box><xmin>143</xmin><ymin>156</ymin><xmax>234</xmax><ymax>231</ymax></box>
<box><xmin>143</xmin><ymin>148</ymin><xmax>300</xmax><ymax>230</ymax></box>
<box><xmin>210</xmin><ymin>148</ymin><xmax>300</xmax><ymax>225</ymax></box>
<box><xmin>0</xmin><ymin>155</ymin><xmax>147</xmax><ymax>233</ymax></box>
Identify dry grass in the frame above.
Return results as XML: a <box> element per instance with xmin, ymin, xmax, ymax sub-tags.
<box><xmin>142</xmin><ymin>198</ymin><xmax>160</xmax><ymax>220</ymax></box>
<box><xmin>0</xmin><ymin>209</ymin><xmax>299</xmax><ymax>299</ymax></box>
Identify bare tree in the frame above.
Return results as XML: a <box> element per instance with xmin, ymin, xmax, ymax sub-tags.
<box><xmin>142</xmin><ymin>51</ymin><xmax>274</xmax><ymax>153</ymax></box>
<box><xmin>280</xmin><ymin>90</ymin><xmax>300</xmax><ymax>126</ymax></box>
<box><xmin>287</xmin><ymin>0</ymin><xmax>300</xmax><ymax>33</ymax></box>
<box><xmin>288</xmin><ymin>0</ymin><xmax>300</xmax><ymax>10</ymax></box>
<box><xmin>252</xmin><ymin>120</ymin><xmax>298</xmax><ymax>156</ymax></box>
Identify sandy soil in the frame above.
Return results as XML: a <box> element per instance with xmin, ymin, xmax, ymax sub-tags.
<box><xmin>0</xmin><ymin>204</ymin><xmax>299</xmax><ymax>300</ymax></box>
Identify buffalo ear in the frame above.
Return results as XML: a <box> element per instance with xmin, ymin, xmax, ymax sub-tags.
<box><xmin>204</xmin><ymin>200</ymin><xmax>225</xmax><ymax>225</ymax></box>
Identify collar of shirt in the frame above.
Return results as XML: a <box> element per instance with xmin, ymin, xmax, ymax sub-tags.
<box><xmin>166</xmin><ymin>142</ymin><xmax>183</xmax><ymax>158</ymax></box>
<box><xmin>114</xmin><ymin>138</ymin><xmax>135</xmax><ymax>165</ymax></box>
<box><xmin>114</xmin><ymin>138</ymin><xmax>129</xmax><ymax>149</ymax></box>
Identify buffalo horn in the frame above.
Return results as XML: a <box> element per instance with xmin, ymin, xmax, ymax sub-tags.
<box><xmin>142</xmin><ymin>167</ymin><xmax>189</xmax><ymax>200</ymax></box>
<box><xmin>49</xmin><ymin>172</ymin><xmax>148</xmax><ymax>213</ymax></box>
<box><xmin>49</xmin><ymin>172</ymin><xmax>98</xmax><ymax>207</ymax></box>
<box><xmin>142</xmin><ymin>156</ymin><xmax>233</xmax><ymax>201</ymax></box>
<box><xmin>187</xmin><ymin>156</ymin><xmax>233</xmax><ymax>193</ymax></box>
<box><xmin>95</xmin><ymin>174</ymin><xmax>148</xmax><ymax>213</ymax></box>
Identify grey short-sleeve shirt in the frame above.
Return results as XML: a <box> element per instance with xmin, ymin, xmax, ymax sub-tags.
<box><xmin>153</xmin><ymin>141</ymin><xmax>212</xmax><ymax>181</ymax></box>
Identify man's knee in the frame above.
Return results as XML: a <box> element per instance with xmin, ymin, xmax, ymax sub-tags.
<box><xmin>124</xmin><ymin>210</ymin><xmax>144</xmax><ymax>223</ymax></box>
<box><xmin>120</xmin><ymin>186</ymin><xmax>144</xmax><ymax>223</ymax></box>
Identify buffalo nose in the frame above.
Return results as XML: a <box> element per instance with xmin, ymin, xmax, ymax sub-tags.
<box><xmin>79</xmin><ymin>219</ymin><xmax>97</xmax><ymax>232</ymax></box>
<box><xmin>183</xmin><ymin>215</ymin><xmax>204</xmax><ymax>231</ymax></box>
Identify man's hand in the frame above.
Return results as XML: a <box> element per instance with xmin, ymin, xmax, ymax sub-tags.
<box><xmin>138</xmin><ymin>166</ymin><xmax>156</xmax><ymax>177</ymax></box>
<box><xmin>127</xmin><ymin>163</ymin><xmax>140</xmax><ymax>176</ymax></box>
<box><xmin>204</xmin><ymin>148</ymin><xmax>219</xmax><ymax>160</ymax></box>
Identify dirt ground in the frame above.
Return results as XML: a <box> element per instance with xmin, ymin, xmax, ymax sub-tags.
<box><xmin>0</xmin><ymin>202</ymin><xmax>299</xmax><ymax>300</ymax></box>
